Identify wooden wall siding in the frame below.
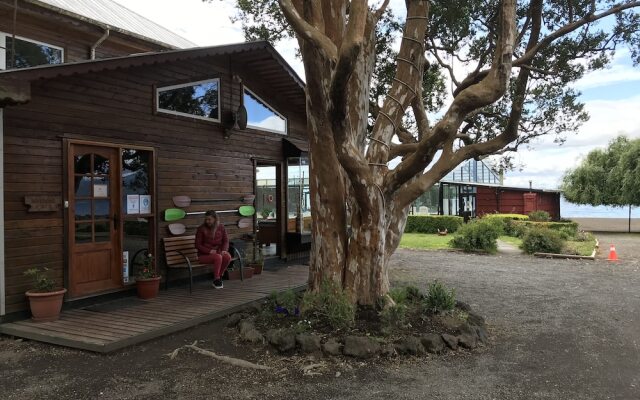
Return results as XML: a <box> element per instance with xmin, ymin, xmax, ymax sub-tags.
<box><xmin>2</xmin><ymin>55</ymin><xmax>308</xmax><ymax>313</ymax></box>
<box><xmin>476</xmin><ymin>187</ymin><xmax>560</xmax><ymax>220</ymax></box>
<box><xmin>0</xmin><ymin>1</ymin><xmax>171</xmax><ymax>65</ymax></box>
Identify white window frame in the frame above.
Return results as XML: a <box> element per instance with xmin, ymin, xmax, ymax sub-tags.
<box><xmin>155</xmin><ymin>78</ymin><xmax>221</xmax><ymax>122</ymax></box>
<box><xmin>243</xmin><ymin>86</ymin><xmax>288</xmax><ymax>135</ymax></box>
<box><xmin>0</xmin><ymin>32</ymin><xmax>64</xmax><ymax>70</ymax></box>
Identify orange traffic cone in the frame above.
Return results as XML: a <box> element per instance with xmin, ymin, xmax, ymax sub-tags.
<box><xmin>607</xmin><ymin>244</ymin><xmax>619</xmax><ymax>261</ymax></box>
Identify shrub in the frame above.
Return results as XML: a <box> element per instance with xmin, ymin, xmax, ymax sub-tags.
<box><xmin>575</xmin><ymin>230</ymin><xmax>595</xmax><ymax>242</ymax></box>
<box><xmin>23</xmin><ymin>267</ymin><xmax>55</xmax><ymax>293</ymax></box>
<box><xmin>301</xmin><ymin>280</ymin><xmax>355</xmax><ymax>331</ymax></box>
<box><xmin>521</xmin><ymin>227</ymin><xmax>565</xmax><ymax>254</ymax></box>
<box><xmin>483</xmin><ymin>213</ymin><xmax>529</xmax><ymax>221</ymax></box>
<box><xmin>556</xmin><ymin>225</ymin><xmax>578</xmax><ymax>240</ymax></box>
<box><xmin>483</xmin><ymin>213</ymin><xmax>529</xmax><ymax>236</ymax></box>
<box><xmin>266</xmin><ymin>289</ymin><xmax>301</xmax><ymax>317</ymax></box>
<box><xmin>379</xmin><ymin>303</ymin><xmax>408</xmax><ymax>333</ymax></box>
<box><xmin>424</xmin><ymin>281</ymin><xmax>456</xmax><ymax>313</ymax></box>
<box><xmin>388</xmin><ymin>285</ymin><xmax>423</xmax><ymax>305</ymax></box>
<box><xmin>511</xmin><ymin>220</ymin><xmax>578</xmax><ymax>238</ymax></box>
<box><xmin>528</xmin><ymin>210</ymin><xmax>551</xmax><ymax>222</ymax></box>
<box><xmin>405</xmin><ymin>215</ymin><xmax>464</xmax><ymax>234</ymax></box>
<box><xmin>450</xmin><ymin>219</ymin><xmax>501</xmax><ymax>253</ymax></box>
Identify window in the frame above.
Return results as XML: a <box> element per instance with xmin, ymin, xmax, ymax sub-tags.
<box><xmin>0</xmin><ymin>33</ymin><xmax>63</xmax><ymax>70</ymax></box>
<box><xmin>287</xmin><ymin>156</ymin><xmax>310</xmax><ymax>234</ymax></box>
<box><xmin>156</xmin><ymin>78</ymin><xmax>220</xmax><ymax>121</ymax></box>
<box><xmin>244</xmin><ymin>87</ymin><xmax>287</xmax><ymax>134</ymax></box>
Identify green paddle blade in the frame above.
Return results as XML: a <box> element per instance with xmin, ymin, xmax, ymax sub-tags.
<box><xmin>164</xmin><ymin>208</ymin><xmax>187</xmax><ymax>221</ymax></box>
<box><xmin>238</xmin><ymin>205</ymin><xmax>255</xmax><ymax>216</ymax></box>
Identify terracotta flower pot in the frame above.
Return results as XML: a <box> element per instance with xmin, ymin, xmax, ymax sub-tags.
<box><xmin>249</xmin><ymin>263</ymin><xmax>263</xmax><ymax>275</ymax></box>
<box><xmin>226</xmin><ymin>267</ymin><xmax>254</xmax><ymax>280</ymax></box>
<box><xmin>25</xmin><ymin>288</ymin><xmax>67</xmax><ymax>322</ymax></box>
<box><xmin>136</xmin><ymin>276</ymin><xmax>161</xmax><ymax>299</ymax></box>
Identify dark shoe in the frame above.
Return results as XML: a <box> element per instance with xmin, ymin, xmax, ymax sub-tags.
<box><xmin>213</xmin><ymin>279</ymin><xmax>223</xmax><ymax>289</ymax></box>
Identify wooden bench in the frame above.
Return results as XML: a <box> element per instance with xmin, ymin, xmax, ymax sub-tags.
<box><xmin>162</xmin><ymin>235</ymin><xmax>244</xmax><ymax>293</ymax></box>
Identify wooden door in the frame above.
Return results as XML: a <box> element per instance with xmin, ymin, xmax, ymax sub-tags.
<box><xmin>68</xmin><ymin>145</ymin><xmax>121</xmax><ymax>297</ymax></box>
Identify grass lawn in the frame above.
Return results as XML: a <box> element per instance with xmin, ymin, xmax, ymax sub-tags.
<box><xmin>564</xmin><ymin>239</ymin><xmax>598</xmax><ymax>256</ymax></box>
<box><xmin>399</xmin><ymin>233</ymin><xmax>452</xmax><ymax>250</ymax></box>
<box><xmin>499</xmin><ymin>236</ymin><xmax>522</xmax><ymax>247</ymax></box>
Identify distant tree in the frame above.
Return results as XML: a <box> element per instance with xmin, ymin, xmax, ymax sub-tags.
<box><xmin>213</xmin><ymin>0</ymin><xmax>640</xmax><ymax>305</ymax></box>
<box><xmin>563</xmin><ymin>136</ymin><xmax>640</xmax><ymax>232</ymax></box>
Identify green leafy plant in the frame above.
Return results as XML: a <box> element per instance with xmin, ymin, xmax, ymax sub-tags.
<box><xmin>574</xmin><ymin>230</ymin><xmax>595</xmax><ymax>242</ymax></box>
<box><xmin>521</xmin><ymin>227</ymin><xmax>565</xmax><ymax>254</ymax></box>
<box><xmin>404</xmin><ymin>215</ymin><xmax>464</xmax><ymax>234</ymax></box>
<box><xmin>260</xmin><ymin>207</ymin><xmax>273</xmax><ymax>219</ymax></box>
<box><xmin>450</xmin><ymin>220</ymin><xmax>501</xmax><ymax>253</ymax></box>
<box><xmin>528</xmin><ymin>210</ymin><xmax>551</xmax><ymax>222</ymax></box>
<box><xmin>379</xmin><ymin>303</ymin><xmax>408</xmax><ymax>333</ymax></box>
<box><xmin>23</xmin><ymin>267</ymin><xmax>56</xmax><ymax>293</ymax></box>
<box><xmin>424</xmin><ymin>281</ymin><xmax>456</xmax><ymax>313</ymax></box>
<box><xmin>136</xmin><ymin>253</ymin><xmax>158</xmax><ymax>279</ymax></box>
<box><xmin>301</xmin><ymin>280</ymin><xmax>355</xmax><ymax>331</ymax></box>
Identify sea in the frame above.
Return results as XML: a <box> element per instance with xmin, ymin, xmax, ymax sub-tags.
<box><xmin>560</xmin><ymin>196</ymin><xmax>639</xmax><ymax>218</ymax></box>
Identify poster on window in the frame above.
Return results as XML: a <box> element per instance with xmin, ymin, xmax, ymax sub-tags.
<box><xmin>140</xmin><ymin>195</ymin><xmax>151</xmax><ymax>214</ymax></box>
<box><xmin>94</xmin><ymin>184</ymin><xmax>108</xmax><ymax>198</ymax></box>
<box><xmin>122</xmin><ymin>251</ymin><xmax>130</xmax><ymax>283</ymax></box>
<box><xmin>127</xmin><ymin>195</ymin><xmax>140</xmax><ymax>214</ymax></box>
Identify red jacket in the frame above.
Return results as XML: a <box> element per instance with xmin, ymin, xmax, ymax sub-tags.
<box><xmin>195</xmin><ymin>224</ymin><xmax>229</xmax><ymax>255</ymax></box>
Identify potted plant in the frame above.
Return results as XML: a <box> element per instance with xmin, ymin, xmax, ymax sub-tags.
<box><xmin>249</xmin><ymin>243</ymin><xmax>264</xmax><ymax>275</ymax></box>
<box><xmin>24</xmin><ymin>267</ymin><xmax>67</xmax><ymax>322</ymax></box>
<box><xmin>135</xmin><ymin>253</ymin><xmax>161</xmax><ymax>299</ymax></box>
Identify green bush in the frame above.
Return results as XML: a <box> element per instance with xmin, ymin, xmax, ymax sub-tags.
<box><xmin>528</xmin><ymin>210</ymin><xmax>551</xmax><ymax>222</ymax></box>
<box><xmin>575</xmin><ymin>230</ymin><xmax>595</xmax><ymax>242</ymax></box>
<box><xmin>521</xmin><ymin>227</ymin><xmax>565</xmax><ymax>254</ymax></box>
<box><xmin>379</xmin><ymin>303</ymin><xmax>408</xmax><ymax>332</ymax></box>
<box><xmin>301</xmin><ymin>280</ymin><xmax>355</xmax><ymax>331</ymax></box>
<box><xmin>482</xmin><ymin>213</ymin><xmax>530</xmax><ymax>236</ymax></box>
<box><xmin>405</xmin><ymin>215</ymin><xmax>463</xmax><ymax>234</ymax></box>
<box><xmin>424</xmin><ymin>281</ymin><xmax>456</xmax><ymax>313</ymax></box>
<box><xmin>483</xmin><ymin>213</ymin><xmax>529</xmax><ymax>220</ymax></box>
<box><xmin>511</xmin><ymin>221</ymin><xmax>578</xmax><ymax>238</ymax></box>
<box><xmin>450</xmin><ymin>219</ymin><xmax>501</xmax><ymax>253</ymax></box>
<box><xmin>388</xmin><ymin>285</ymin><xmax>423</xmax><ymax>306</ymax></box>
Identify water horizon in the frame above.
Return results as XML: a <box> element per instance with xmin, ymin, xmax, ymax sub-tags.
<box><xmin>561</xmin><ymin>196</ymin><xmax>638</xmax><ymax>219</ymax></box>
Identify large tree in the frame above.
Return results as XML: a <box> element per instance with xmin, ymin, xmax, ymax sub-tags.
<box><xmin>563</xmin><ymin>136</ymin><xmax>640</xmax><ymax>231</ymax></box>
<box><xmin>219</xmin><ymin>0</ymin><xmax>640</xmax><ymax>305</ymax></box>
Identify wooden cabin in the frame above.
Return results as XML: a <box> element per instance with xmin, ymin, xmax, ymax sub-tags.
<box><xmin>0</xmin><ymin>1</ymin><xmax>310</xmax><ymax>320</ymax></box>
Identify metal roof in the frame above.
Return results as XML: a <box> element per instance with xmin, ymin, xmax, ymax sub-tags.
<box><xmin>27</xmin><ymin>0</ymin><xmax>196</xmax><ymax>49</ymax></box>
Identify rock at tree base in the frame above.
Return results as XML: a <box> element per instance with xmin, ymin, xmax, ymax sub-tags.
<box><xmin>441</xmin><ymin>334</ymin><xmax>459</xmax><ymax>350</ymax></box>
<box><xmin>266</xmin><ymin>329</ymin><xmax>296</xmax><ymax>353</ymax></box>
<box><xmin>394</xmin><ymin>337</ymin><xmax>425</xmax><ymax>355</ymax></box>
<box><xmin>322</xmin><ymin>339</ymin><xmax>342</xmax><ymax>356</ymax></box>
<box><xmin>467</xmin><ymin>312</ymin><xmax>485</xmax><ymax>327</ymax></box>
<box><xmin>226</xmin><ymin>313</ymin><xmax>247</xmax><ymax>328</ymax></box>
<box><xmin>458</xmin><ymin>333</ymin><xmax>478</xmax><ymax>349</ymax></box>
<box><xmin>474</xmin><ymin>325</ymin><xmax>489</xmax><ymax>344</ymax></box>
<box><xmin>421</xmin><ymin>334</ymin><xmax>445</xmax><ymax>353</ymax></box>
<box><xmin>455</xmin><ymin>301</ymin><xmax>472</xmax><ymax>312</ymax></box>
<box><xmin>296</xmin><ymin>334</ymin><xmax>322</xmax><ymax>353</ymax></box>
<box><xmin>343</xmin><ymin>336</ymin><xmax>381</xmax><ymax>359</ymax></box>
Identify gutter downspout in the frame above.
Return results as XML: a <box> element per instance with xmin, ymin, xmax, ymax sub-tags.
<box><xmin>90</xmin><ymin>28</ymin><xmax>110</xmax><ymax>60</ymax></box>
<box><xmin>0</xmin><ymin>108</ymin><xmax>5</xmax><ymax>316</ymax></box>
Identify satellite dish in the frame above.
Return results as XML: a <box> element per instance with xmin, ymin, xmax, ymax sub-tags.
<box><xmin>235</xmin><ymin>104</ymin><xmax>248</xmax><ymax>130</ymax></box>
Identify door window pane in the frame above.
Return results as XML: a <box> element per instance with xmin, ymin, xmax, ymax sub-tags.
<box><xmin>94</xmin><ymin>199</ymin><xmax>110</xmax><ymax>220</ymax></box>
<box><xmin>75</xmin><ymin>176</ymin><xmax>91</xmax><ymax>197</ymax></box>
<box><xmin>94</xmin><ymin>155</ymin><xmax>110</xmax><ymax>174</ymax></box>
<box><xmin>94</xmin><ymin>222</ymin><xmax>110</xmax><ymax>243</ymax></box>
<box><xmin>122</xmin><ymin>149</ymin><xmax>151</xmax><ymax>214</ymax></box>
<box><xmin>75</xmin><ymin>200</ymin><xmax>91</xmax><ymax>220</ymax></box>
<box><xmin>74</xmin><ymin>154</ymin><xmax>91</xmax><ymax>174</ymax></box>
<box><xmin>123</xmin><ymin>219</ymin><xmax>151</xmax><ymax>282</ymax></box>
<box><xmin>92</xmin><ymin>177</ymin><xmax>109</xmax><ymax>198</ymax></box>
<box><xmin>75</xmin><ymin>223</ymin><xmax>92</xmax><ymax>243</ymax></box>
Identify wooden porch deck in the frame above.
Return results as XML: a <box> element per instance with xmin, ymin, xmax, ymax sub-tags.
<box><xmin>0</xmin><ymin>266</ymin><xmax>308</xmax><ymax>353</ymax></box>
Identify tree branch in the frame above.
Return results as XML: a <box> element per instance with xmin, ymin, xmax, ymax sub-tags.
<box><xmin>278</xmin><ymin>0</ymin><xmax>338</xmax><ymax>61</ymax></box>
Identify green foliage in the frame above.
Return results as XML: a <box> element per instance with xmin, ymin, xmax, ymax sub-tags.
<box><xmin>135</xmin><ymin>253</ymin><xmax>157</xmax><ymax>279</ymax></box>
<box><xmin>399</xmin><ymin>233</ymin><xmax>452</xmax><ymax>250</ymax></box>
<box><xmin>405</xmin><ymin>215</ymin><xmax>463</xmax><ymax>234</ymax></box>
<box><xmin>521</xmin><ymin>227</ymin><xmax>565</xmax><ymax>254</ymax></box>
<box><xmin>379</xmin><ymin>303</ymin><xmax>408</xmax><ymax>333</ymax></box>
<box><xmin>301</xmin><ymin>280</ymin><xmax>355</xmax><ymax>331</ymax></box>
<box><xmin>575</xmin><ymin>230</ymin><xmax>595</xmax><ymax>242</ymax></box>
<box><xmin>510</xmin><ymin>221</ymin><xmax>578</xmax><ymax>238</ymax></box>
<box><xmin>269</xmin><ymin>289</ymin><xmax>299</xmax><ymax>313</ymax></box>
<box><xmin>260</xmin><ymin>207</ymin><xmax>273</xmax><ymax>219</ymax></box>
<box><xmin>424</xmin><ymin>281</ymin><xmax>456</xmax><ymax>313</ymax></box>
<box><xmin>388</xmin><ymin>285</ymin><xmax>423</xmax><ymax>306</ymax></box>
<box><xmin>23</xmin><ymin>267</ymin><xmax>55</xmax><ymax>293</ymax></box>
<box><xmin>450</xmin><ymin>220</ymin><xmax>501</xmax><ymax>253</ymax></box>
<box><xmin>528</xmin><ymin>210</ymin><xmax>551</xmax><ymax>222</ymax></box>
<box><xmin>563</xmin><ymin>136</ymin><xmax>640</xmax><ymax>207</ymax></box>
<box><xmin>483</xmin><ymin>213</ymin><xmax>529</xmax><ymax>221</ymax></box>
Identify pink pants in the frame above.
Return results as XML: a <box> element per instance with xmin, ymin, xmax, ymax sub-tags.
<box><xmin>198</xmin><ymin>251</ymin><xmax>231</xmax><ymax>280</ymax></box>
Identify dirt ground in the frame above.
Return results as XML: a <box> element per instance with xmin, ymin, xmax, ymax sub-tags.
<box><xmin>1</xmin><ymin>232</ymin><xmax>639</xmax><ymax>400</ymax></box>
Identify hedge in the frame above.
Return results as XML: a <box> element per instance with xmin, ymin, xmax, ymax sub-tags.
<box><xmin>405</xmin><ymin>215</ymin><xmax>464</xmax><ymax>234</ymax></box>
<box><xmin>511</xmin><ymin>221</ymin><xmax>579</xmax><ymax>238</ymax></box>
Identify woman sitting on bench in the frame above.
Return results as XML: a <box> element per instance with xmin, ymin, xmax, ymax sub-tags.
<box><xmin>195</xmin><ymin>210</ymin><xmax>231</xmax><ymax>289</ymax></box>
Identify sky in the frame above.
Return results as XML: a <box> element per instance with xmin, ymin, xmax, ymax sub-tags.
<box><xmin>114</xmin><ymin>0</ymin><xmax>640</xmax><ymax>191</ymax></box>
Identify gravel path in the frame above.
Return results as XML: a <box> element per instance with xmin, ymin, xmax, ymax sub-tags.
<box><xmin>1</xmin><ymin>233</ymin><xmax>639</xmax><ymax>399</ymax></box>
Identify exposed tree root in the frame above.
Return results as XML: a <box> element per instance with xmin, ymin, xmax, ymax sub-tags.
<box><xmin>166</xmin><ymin>341</ymin><xmax>271</xmax><ymax>370</ymax></box>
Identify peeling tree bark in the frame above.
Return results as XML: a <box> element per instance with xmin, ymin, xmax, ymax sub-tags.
<box><xmin>275</xmin><ymin>0</ymin><xmax>615</xmax><ymax>305</ymax></box>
